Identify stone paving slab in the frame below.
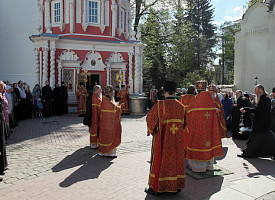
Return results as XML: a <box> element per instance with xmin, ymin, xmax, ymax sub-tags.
<box><xmin>0</xmin><ymin>114</ymin><xmax>275</xmax><ymax>199</ymax></box>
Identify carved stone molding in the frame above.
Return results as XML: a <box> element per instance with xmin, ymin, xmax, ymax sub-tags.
<box><xmin>107</xmin><ymin>52</ymin><xmax>125</xmax><ymax>63</ymax></box>
<box><xmin>99</xmin><ymin>25</ymin><xmax>106</xmax><ymax>33</ymax></box>
<box><xmin>42</xmin><ymin>47</ymin><xmax>49</xmax><ymax>86</ymax></box>
<box><xmin>59</xmin><ymin>50</ymin><xmax>79</xmax><ymax>61</ymax></box>
<box><xmin>34</xmin><ymin>48</ymin><xmax>40</xmax><ymax>85</ymax></box>
<box><xmin>245</xmin><ymin>26</ymin><xmax>269</xmax><ymax>36</ymax></box>
<box><xmin>81</xmin><ymin>51</ymin><xmax>106</xmax><ymax>71</ymax></box>
<box><xmin>50</xmin><ymin>48</ymin><xmax>56</xmax><ymax>88</ymax></box>
<box><xmin>45</xmin><ymin>0</ymin><xmax>52</xmax><ymax>33</ymax></box>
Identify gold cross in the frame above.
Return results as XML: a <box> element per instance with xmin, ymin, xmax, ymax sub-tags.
<box><xmin>81</xmin><ymin>70</ymin><xmax>92</xmax><ymax>86</ymax></box>
<box><xmin>204</xmin><ymin>111</ymin><xmax>211</xmax><ymax>119</ymax></box>
<box><xmin>170</xmin><ymin>123</ymin><xmax>179</xmax><ymax>134</ymax></box>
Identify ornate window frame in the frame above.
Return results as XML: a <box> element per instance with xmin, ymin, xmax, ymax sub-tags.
<box><xmin>87</xmin><ymin>0</ymin><xmax>101</xmax><ymax>25</ymax></box>
<box><xmin>51</xmin><ymin>0</ymin><xmax>65</xmax><ymax>31</ymax></box>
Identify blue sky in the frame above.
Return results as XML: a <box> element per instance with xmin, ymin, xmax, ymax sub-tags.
<box><xmin>211</xmin><ymin>0</ymin><xmax>249</xmax><ymax>25</ymax></box>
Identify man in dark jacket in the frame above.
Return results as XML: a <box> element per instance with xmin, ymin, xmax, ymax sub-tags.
<box><xmin>238</xmin><ymin>85</ymin><xmax>275</xmax><ymax>159</ymax></box>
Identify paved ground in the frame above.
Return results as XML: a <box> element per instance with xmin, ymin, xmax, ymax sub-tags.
<box><xmin>0</xmin><ymin>114</ymin><xmax>274</xmax><ymax>200</ymax></box>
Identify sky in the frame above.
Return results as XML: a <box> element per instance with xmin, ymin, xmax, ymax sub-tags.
<box><xmin>211</xmin><ymin>0</ymin><xmax>250</xmax><ymax>26</ymax></box>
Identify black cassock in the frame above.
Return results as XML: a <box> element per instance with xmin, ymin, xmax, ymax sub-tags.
<box><xmin>242</xmin><ymin>94</ymin><xmax>275</xmax><ymax>158</ymax></box>
<box><xmin>59</xmin><ymin>86</ymin><xmax>68</xmax><ymax>115</ymax></box>
<box><xmin>42</xmin><ymin>85</ymin><xmax>53</xmax><ymax>117</ymax></box>
<box><xmin>0</xmin><ymin>98</ymin><xmax>8</xmax><ymax>174</ymax></box>
<box><xmin>271</xmin><ymin>100</ymin><xmax>275</xmax><ymax>132</ymax></box>
<box><xmin>52</xmin><ymin>87</ymin><xmax>62</xmax><ymax>116</ymax></box>
<box><xmin>83</xmin><ymin>90</ymin><xmax>93</xmax><ymax>127</ymax></box>
<box><xmin>232</xmin><ymin>96</ymin><xmax>252</xmax><ymax>139</ymax></box>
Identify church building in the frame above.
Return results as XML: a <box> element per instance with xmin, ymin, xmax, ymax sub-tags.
<box><xmin>29</xmin><ymin>0</ymin><xmax>144</xmax><ymax>111</ymax></box>
<box><xmin>234</xmin><ymin>1</ymin><xmax>275</xmax><ymax>93</ymax></box>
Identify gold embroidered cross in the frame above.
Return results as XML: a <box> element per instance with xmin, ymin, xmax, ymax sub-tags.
<box><xmin>170</xmin><ymin>123</ymin><xmax>179</xmax><ymax>134</ymax></box>
<box><xmin>204</xmin><ymin>111</ymin><xmax>211</xmax><ymax>119</ymax></box>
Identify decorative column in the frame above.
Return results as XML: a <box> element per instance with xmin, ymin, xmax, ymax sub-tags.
<box><xmin>70</xmin><ymin>0</ymin><xmax>75</xmax><ymax>33</ymax></box>
<box><xmin>134</xmin><ymin>48</ymin><xmax>140</xmax><ymax>94</ymax></box>
<box><xmin>106</xmin><ymin>64</ymin><xmax>111</xmax><ymax>85</ymax></box>
<box><xmin>38</xmin><ymin>0</ymin><xmax>44</xmax><ymax>33</ymax></box>
<box><xmin>82</xmin><ymin>0</ymin><xmax>88</xmax><ymax>31</ymax></box>
<box><xmin>42</xmin><ymin>47</ymin><xmax>49</xmax><ymax>86</ymax></box>
<box><xmin>50</xmin><ymin>47</ymin><xmax>56</xmax><ymax>88</ymax></box>
<box><xmin>139</xmin><ymin>51</ymin><xmax>143</xmax><ymax>94</ymax></box>
<box><xmin>45</xmin><ymin>0</ymin><xmax>52</xmax><ymax>33</ymax></box>
<box><xmin>57</xmin><ymin>61</ymin><xmax>62</xmax><ymax>85</ymax></box>
<box><xmin>122</xmin><ymin>68</ymin><xmax>126</xmax><ymax>85</ymax></box>
<box><xmin>101</xmin><ymin>0</ymin><xmax>105</xmax><ymax>25</ymax></box>
<box><xmin>34</xmin><ymin>48</ymin><xmax>40</xmax><ymax>85</ymax></box>
<box><xmin>76</xmin><ymin>0</ymin><xmax>82</xmax><ymax>23</ymax></box>
<box><xmin>111</xmin><ymin>0</ymin><xmax>117</xmax><ymax>37</ymax></box>
<box><xmin>128</xmin><ymin>52</ymin><xmax>133</xmax><ymax>93</ymax></box>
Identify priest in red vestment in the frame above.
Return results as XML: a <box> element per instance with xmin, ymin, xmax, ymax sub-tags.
<box><xmin>180</xmin><ymin>85</ymin><xmax>196</xmax><ymax>150</ymax></box>
<box><xmin>98</xmin><ymin>85</ymin><xmax>122</xmax><ymax>158</ymax></box>
<box><xmin>90</xmin><ymin>85</ymin><xmax>102</xmax><ymax>149</ymax></box>
<box><xmin>117</xmin><ymin>85</ymin><xmax>130</xmax><ymax>114</ymax></box>
<box><xmin>75</xmin><ymin>82</ymin><xmax>88</xmax><ymax>116</ymax></box>
<box><xmin>145</xmin><ymin>81</ymin><xmax>186</xmax><ymax>195</ymax></box>
<box><xmin>186</xmin><ymin>91</ymin><xmax>223</xmax><ymax>172</ymax></box>
<box><xmin>209</xmin><ymin>85</ymin><xmax>227</xmax><ymax>138</ymax></box>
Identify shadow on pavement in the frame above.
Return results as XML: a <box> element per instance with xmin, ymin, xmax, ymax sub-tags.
<box><xmin>215</xmin><ymin>147</ymin><xmax>228</xmax><ymax>161</ymax></box>
<box><xmin>54</xmin><ymin>147</ymin><xmax>114</xmax><ymax>187</ymax></box>
<box><xmin>144</xmin><ymin>176</ymin><xmax>224</xmax><ymax>200</ymax></box>
<box><xmin>52</xmin><ymin>146</ymin><xmax>97</xmax><ymax>173</ymax></box>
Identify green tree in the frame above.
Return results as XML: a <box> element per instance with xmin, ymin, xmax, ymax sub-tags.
<box><xmin>247</xmin><ymin>0</ymin><xmax>263</xmax><ymax>8</ymax></box>
<box><xmin>218</xmin><ymin>21</ymin><xmax>241</xmax><ymax>84</ymax></box>
<box><xmin>184</xmin><ymin>0</ymin><xmax>217</xmax><ymax>70</ymax></box>
<box><xmin>166</xmin><ymin>1</ymin><xmax>196</xmax><ymax>83</ymax></box>
<box><xmin>140</xmin><ymin>9</ymin><xmax>169</xmax><ymax>91</ymax></box>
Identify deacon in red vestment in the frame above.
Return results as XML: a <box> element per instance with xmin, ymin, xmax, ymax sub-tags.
<box><xmin>117</xmin><ymin>85</ymin><xmax>130</xmax><ymax>114</ymax></box>
<box><xmin>98</xmin><ymin>85</ymin><xmax>122</xmax><ymax>157</ymax></box>
<box><xmin>75</xmin><ymin>82</ymin><xmax>88</xmax><ymax>116</ymax></box>
<box><xmin>90</xmin><ymin>85</ymin><xmax>102</xmax><ymax>149</ymax></box>
<box><xmin>186</xmin><ymin>91</ymin><xmax>223</xmax><ymax>172</ymax></box>
<box><xmin>145</xmin><ymin>81</ymin><xmax>186</xmax><ymax>195</ymax></box>
<box><xmin>180</xmin><ymin>85</ymin><xmax>196</xmax><ymax>150</ymax></box>
<box><xmin>209</xmin><ymin>85</ymin><xmax>227</xmax><ymax>138</ymax></box>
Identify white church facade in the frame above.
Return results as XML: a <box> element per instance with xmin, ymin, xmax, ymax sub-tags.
<box><xmin>234</xmin><ymin>1</ymin><xmax>275</xmax><ymax>93</ymax></box>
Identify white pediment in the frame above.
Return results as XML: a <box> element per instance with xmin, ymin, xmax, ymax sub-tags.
<box><xmin>81</xmin><ymin>50</ymin><xmax>106</xmax><ymax>71</ymax></box>
<box><xmin>107</xmin><ymin>52</ymin><xmax>125</xmax><ymax>63</ymax></box>
<box><xmin>59</xmin><ymin>50</ymin><xmax>79</xmax><ymax>61</ymax></box>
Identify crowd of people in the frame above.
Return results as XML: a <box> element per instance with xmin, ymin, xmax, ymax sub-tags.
<box><xmin>145</xmin><ymin>82</ymin><xmax>275</xmax><ymax>195</ymax></box>
<box><xmin>1</xmin><ymin>78</ymin><xmax>275</xmax><ymax>192</ymax></box>
<box><xmin>0</xmin><ymin>79</ymin><xmax>69</xmax><ymax>182</ymax></box>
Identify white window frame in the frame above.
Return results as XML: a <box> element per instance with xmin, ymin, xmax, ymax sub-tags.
<box><xmin>87</xmin><ymin>0</ymin><xmax>100</xmax><ymax>25</ymax></box>
<box><xmin>120</xmin><ymin>8</ymin><xmax>125</xmax><ymax>31</ymax></box>
<box><xmin>51</xmin><ymin>0</ymin><xmax>64</xmax><ymax>27</ymax></box>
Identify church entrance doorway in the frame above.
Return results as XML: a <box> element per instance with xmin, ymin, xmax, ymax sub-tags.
<box><xmin>86</xmin><ymin>74</ymin><xmax>100</xmax><ymax>91</ymax></box>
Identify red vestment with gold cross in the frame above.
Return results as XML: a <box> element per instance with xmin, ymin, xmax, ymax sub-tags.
<box><xmin>117</xmin><ymin>89</ymin><xmax>130</xmax><ymax>114</ymax></box>
<box><xmin>186</xmin><ymin>92</ymin><xmax>223</xmax><ymax>161</ymax></box>
<box><xmin>90</xmin><ymin>93</ymin><xmax>101</xmax><ymax>145</ymax></box>
<box><xmin>98</xmin><ymin>96</ymin><xmax>122</xmax><ymax>154</ymax></box>
<box><xmin>213</xmin><ymin>95</ymin><xmax>227</xmax><ymax>138</ymax></box>
<box><xmin>75</xmin><ymin>88</ymin><xmax>88</xmax><ymax>115</ymax></box>
<box><xmin>146</xmin><ymin>98</ymin><xmax>186</xmax><ymax>193</ymax></box>
<box><xmin>180</xmin><ymin>94</ymin><xmax>196</xmax><ymax>149</ymax></box>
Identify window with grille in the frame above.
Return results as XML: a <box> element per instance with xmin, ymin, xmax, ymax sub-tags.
<box><xmin>54</xmin><ymin>2</ymin><xmax>61</xmax><ymax>23</ymax></box>
<box><xmin>88</xmin><ymin>0</ymin><xmax>99</xmax><ymax>24</ymax></box>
